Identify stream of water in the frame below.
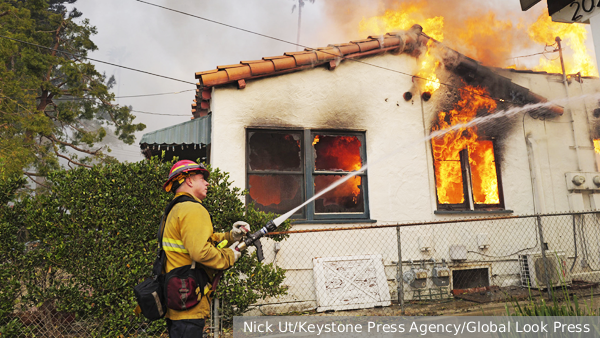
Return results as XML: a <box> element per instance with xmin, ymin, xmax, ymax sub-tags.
<box><xmin>272</xmin><ymin>93</ymin><xmax>600</xmax><ymax>226</ymax></box>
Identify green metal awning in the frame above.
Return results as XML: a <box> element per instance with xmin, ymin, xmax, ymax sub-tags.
<box><xmin>139</xmin><ymin>115</ymin><xmax>211</xmax><ymax>146</ymax></box>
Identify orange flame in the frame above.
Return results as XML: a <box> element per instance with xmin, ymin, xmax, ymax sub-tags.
<box><xmin>528</xmin><ymin>10</ymin><xmax>596</xmax><ymax>76</ymax></box>
<box><xmin>594</xmin><ymin>140</ymin><xmax>600</xmax><ymax>154</ymax></box>
<box><xmin>352</xmin><ymin>2</ymin><xmax>596</xmax><ymax>76</ymax></box>
<box><xmin>314</xmin><ymin>135</ymin><xmax>362</xmax><ymax>171</ymax></box>
<box><xmin>358</xmin><ymin>4</ymin><xmax>444</xmax><ymax>41</ymax></box>
<box><xmin>458</xmin><ymin>12</ymin><xmax>517</xmax><ymax>68</ymax></box>
<box><xmin>431</xmin><ymin>85</ymin><xmax>499</xmax><ymax>205</ymax></box>
<box><xmin>359</xmin><ymin>3</ymin><xmax>443</xmax><ymax>94</ymax></box>
<box><xmin>313</xmin><ymin>135</ymin><xmax>363</xmax><ymax>206</ymax></box>
<box><xmin>418</xmin><ymin>40</ymin><xmax>441</xmax><ymax>93</ymax></box>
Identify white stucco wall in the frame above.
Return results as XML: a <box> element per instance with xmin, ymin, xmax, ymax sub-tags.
<box><xmin>207</xmin><ymin>53</ymin><xmax>600</xmax><ymax>309</ymax></box>
<box><xmin>210</xmin><ymin>52</ymin><xmax>437</xmax><ymax>222</ymax></box>
<box><xmin>497</xmin><ymin>69</ymin><xmax>600</xmax><ymax>212</ymax></box>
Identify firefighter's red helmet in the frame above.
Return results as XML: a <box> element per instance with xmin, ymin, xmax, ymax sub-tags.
<box><xmin>163</xmin><ymin>160</ymin><xmax>209</xmax><ymax>192</ymax></box>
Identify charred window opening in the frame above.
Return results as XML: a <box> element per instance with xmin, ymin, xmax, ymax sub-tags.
<box><xmin>313</xmin><ymin>135</ymin><xmax>365</xmax><ymax>214</ymax></box>
<box><xmin>247</xmin><ymin>129</ymin><xmax>369</xmax><ymax>221</ymax></box>
<box><xmin>249</xmin><ymin>132</ymin><xmax>302</xmax><ymax>171</ymax></box>
<box><xmin>247</xmin><ymin>131</ymin><xmax>304</xmax><ymax>217</ymax></box>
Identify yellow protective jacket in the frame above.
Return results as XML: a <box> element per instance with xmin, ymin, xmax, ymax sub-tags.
<box><xmin>162</xmin><ymin>192</ymin><xmax>236</xmax><ymax>320</ymax></box>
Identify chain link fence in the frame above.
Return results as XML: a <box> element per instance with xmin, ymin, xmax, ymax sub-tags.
<box><xmin>240</xmin><ymin>211</ymin><xmax>600</xmax><ymax>317</ymax></box>
<box><xmin>4</xmin><ymin>211</ymin><xmax>600</xmax><ymax>337</ymax></box>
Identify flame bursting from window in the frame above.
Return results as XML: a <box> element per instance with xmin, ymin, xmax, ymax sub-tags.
<box><xmin>313</xmin><ymin>135</ymin><xmax>364</xmax><ymax>210</ymax></box>
<box><xmin>594</xmin><ymin>139</ymin><xmax>600</xmax><ymax>154</ymax></box>
<box><xmin>314</xmin><ymin>135</ymin><xmax>362</xmax><ymax>171</ymax></box>
<box><xmin>431</xmin><ymin>85</ymin><xmax>500</xmax><ymax>205</ymax></box>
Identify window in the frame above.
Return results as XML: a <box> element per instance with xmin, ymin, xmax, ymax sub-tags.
<box><xmin>247</xmin><ymin>129</ymin><xmax>369</xmax><ymax>220</ymax></box>
<box><xmin>432</xmin><ymin>138</ymin><xmax>504</xmax><ymax>211</ymax></box>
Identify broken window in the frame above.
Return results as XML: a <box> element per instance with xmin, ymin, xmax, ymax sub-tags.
<box><xmin>312</xmin><ymin>134</ymin><xmax>365</xmax><ymax>214</ymax></box>
<box><xmin>247</xmin><ymin>131</ymin><xmax>304</xmax><ymax>216</ymax></box>
<box><xmin>247</xmin><ymin>129</ymin><xmax>369</xmax><ymax>220</ymax></box>
<box><xmin>432</xmin><ymin>138</ymin><xmax>504</xmax><ymax>211</ymax></box>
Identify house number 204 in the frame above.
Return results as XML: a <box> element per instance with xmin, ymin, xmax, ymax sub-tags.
<box><xmin>571</xmin><ymin>0</ymin><xmax>599</xmax><ymax>22</ymax></box>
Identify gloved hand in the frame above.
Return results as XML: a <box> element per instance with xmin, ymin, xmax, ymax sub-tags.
<box><xmin>228</xmin><ymin>241</ymin><xmax>241</xmax><ymax>262</ymax></box>
<box><xmin>230</xmin><ymin>221</ymin><xmax>250</xmax><ymax>242</ymax></box>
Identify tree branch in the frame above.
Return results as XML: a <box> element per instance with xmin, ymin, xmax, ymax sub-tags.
<box><xmin>52</xmin><ymin>80</ymin><xmax>68</xmax><ymax>92</ymax></box>
<box><xmin>46</xmin><ymin>134</ymin><xmax>101</xmax><ymax>156</ymax></box>
<box><xmin>65</xmin><ymin>122</ymin><xmax>91</xmax><ymax>136</ymax></box>
<box><xmin>53</xmin><ymin>148</ymin><xmax>92</xmax><ymax>168</ymax></box>
<box><xmin>0</xmin><ymin>10</ymin><xmax>9</xmax><ymax>18</ymax></box>
<box><xmin>44</xmin><ymin>20</ymin><xmax>66</xmax><ymax>82</ymax></box>
<box><xmin>24</xmin><ymin>172</ymin><xmax>50</xmax><ymax>188</ymax></box>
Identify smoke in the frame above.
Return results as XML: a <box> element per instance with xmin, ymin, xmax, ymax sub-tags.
<box><xmin>320</xmin><ymin>0</ymin><xmax>546</xmax><ymax>68</ymax></box>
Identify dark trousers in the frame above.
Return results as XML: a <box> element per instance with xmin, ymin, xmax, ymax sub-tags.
<box><xmin>166</xmin><ymin>318</ymin><xmax>206</xmax><ymax>338</ymax></box>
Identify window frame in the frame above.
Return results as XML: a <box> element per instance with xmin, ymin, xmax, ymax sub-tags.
<box><xmin>246</xmin><ymin>128</ymin><xmax>370</xmax><ymax>221</ymax></box>
<box><xmin>433</xmin><ymin>138</ymin><xmax>505</xmax><ymax>212</ymax></box>
<box><xmin>246</xmin><ymin>128</ymin><xmax>306</xmax><ymax>219</ymax></box>
<box><xmin>308</xmin><ymin>130</ymin><xmax>370</xmax><ymax>221</ymax></box>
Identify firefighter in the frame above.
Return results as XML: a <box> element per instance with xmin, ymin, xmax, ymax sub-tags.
<box><xmin>162</xmin><ymin>160</ymin><xmax>249</xmax><ymax>337</ymax></box>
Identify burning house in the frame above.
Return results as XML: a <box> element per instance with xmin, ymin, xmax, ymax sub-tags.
<box><xmin>141</xmin><ymin>23</ymin><xmax>600</xmax><ymax>311</ymax></box>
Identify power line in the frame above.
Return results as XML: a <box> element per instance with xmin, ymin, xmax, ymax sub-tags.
<box><xmin>134</xmin><ymin>0</ymin><xmax>514</xmax><ymax>104</ymax></box>
<box><xmin>508</xmin><ymin>48</ymin><xmax>559</xmax><ymax>60</ymax></box>
<box><xmin>0</xmin><ymin>34</ymin><xmax>196</xmax><ymax>85</ymax></box>
<box><xmin>26</xmin><ymin>96</ymin><xmax>192</xmax><ymax>117</ymax></box>
<box><xmin>52</xmin><ymin>89</ymin><xmax>196</xmax><ymax>100</ymax></box>
<box><xmin>130</xmin><ymin>109</ymin><xmax>189</xmax><ymax>116</ymax></box>
<box><xmin>115</xmin><ymin>89</ymin><xmax>196</xmax><ymax>98</ymax></box>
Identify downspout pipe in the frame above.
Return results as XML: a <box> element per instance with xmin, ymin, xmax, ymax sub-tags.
<box><xmin>526</xmin><ymin>135</ymin><xmax>546</xmax><ymax>214</ymax></box>
<box><xmin>557</xmin><ymin>36</ymin><xmax>583</xmax><ymax>172</ymax></box>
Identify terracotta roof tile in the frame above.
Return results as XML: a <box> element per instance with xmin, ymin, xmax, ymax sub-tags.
<box><xmin>200</xmin><ymin>71</ymin><xmax>229</xmax><ymax>87</ymax></box>
<box><xmin>284</xmin><ymin>51</ymin><xmax>318</xmax><ymax>66</ymax></box>
<box><xmin>194</xmin><ymin>69</ymin><xmax>218</xmax><ymax>79</ymax></box>
<box><xmin>217</xmin><ymin>64</ymin><xmax>246</xmax><ymax>70</ymax></box>
<box><xmin>242</xmin><ymin>60</ymin><xmax>276</xmax><ymax>75</ymax></box>
<box><xmin>350</xmin><ymin>39</ymin><xmax>381</xmax><ymax>52</ymax></box>
<box><xmin>330</xmin><ymin>43</ymin><xmax>360</xmax><ymax>56</ymax></box>
<box><xmin>264</xmin><ymin>55</ymin><xmax>297</xmax><ymax>71</ymax></box>
<box><xmin>224</xmin><ymin>65</ymin><xmax>252</xmax><ymax>81</ymax></box>
<box><xmin>201</xmin><ymin>88</ymin><xmax>211</xmax><ymax>100</ymax></box>
<box><xmin>378</xmin><ymin>34</ymin><xmax>403</xmax><ymax>48</ymax></box>
<box><xmin>313</xmin><ymin>47</ymin><xmax>341</xmax><ymax>62</ymax></box>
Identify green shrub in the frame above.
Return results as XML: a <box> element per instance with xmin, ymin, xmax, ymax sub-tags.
<box><xmin>0</xmin><ymin>158</ymin><xmax>289</xmax><ymax>335</ymax></box>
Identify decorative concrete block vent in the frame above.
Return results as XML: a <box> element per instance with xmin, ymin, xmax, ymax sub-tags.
<box><xmin>313</xmin><ymin>255</ymin><xmax>391</xmax><ymax>312</ymax></box>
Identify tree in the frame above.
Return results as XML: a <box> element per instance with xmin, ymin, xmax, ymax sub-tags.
<box><xmin>0</xmin><ymin>0</ymin><xmax>145</xmax><ymax>184</ymax></box>
<box><xmin>0</xmin><ymin>158</ymin><xmax>289</xmax><ymax>335</ymax></box>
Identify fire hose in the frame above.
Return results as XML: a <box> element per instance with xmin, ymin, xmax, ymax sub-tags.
<box><xmin>211</xmin><ymin>219</ymin><xmax>280</xmax><ymax>292</ymax></box>
<box><xmin>210</xmin><ymin>168</ymin><xmax>361</xmax><ymax>292</ymax></box>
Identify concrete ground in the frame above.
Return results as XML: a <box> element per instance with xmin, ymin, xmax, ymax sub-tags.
<box><xmin>216</xmin><ymin>286</ymin><xmax>600</xmax><ymax>337</ymax></box>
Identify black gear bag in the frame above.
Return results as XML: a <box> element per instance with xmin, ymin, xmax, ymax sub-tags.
<box><xmin>134</xmin><ymin>195</ymin><xmax>200</xmax><ymax>321</ymax></box>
